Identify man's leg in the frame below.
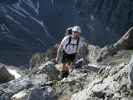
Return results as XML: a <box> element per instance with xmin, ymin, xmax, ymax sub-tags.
<box><xmin>63</xmin><ymin>63</ymin><xmax>69</xmax><ymax>72</ymax></box>
<box><xmin>60</xmin><ymin>63</ymin><xmax>69</xmax><ymax>78</ymax></box>
<box><xmin>68</xmin><ymin>54</ymin><xmax>76</xmax><ymax>72</ymax></box>
<box><xmin>60</xmin><ymin>53</ymin><xmax>75</xmax><ymax>78</ymax></box>
<box><xmin>68</xmin><ymin>62</ymin><xmax>74</xmax><ymax>73</ymax></box>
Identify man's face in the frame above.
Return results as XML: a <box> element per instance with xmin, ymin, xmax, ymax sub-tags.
<box><xmin>73</xmin><ymin>31</ymin><xmax>80</xmax><ymax>39</ymax></box>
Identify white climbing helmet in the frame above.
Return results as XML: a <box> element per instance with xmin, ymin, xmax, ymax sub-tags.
<box><xmin>72</xmin><ymin>26</ymin><xmax>82</xmax><ymax>33</ymax></box>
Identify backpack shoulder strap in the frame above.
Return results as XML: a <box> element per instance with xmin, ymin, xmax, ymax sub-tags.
<box><xmin>65</xmin><ymin>36</ymin><xmax>71</xmax><ymax>49</ymax></box>
<box><xmin>76</xmin><ymin>37</ymin><xmax>80</xmax><ymax>52</ymax></box>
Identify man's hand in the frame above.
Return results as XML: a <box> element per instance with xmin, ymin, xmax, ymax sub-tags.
<box><xmin>55</xmin><ymin>57</ymin><xmax>59</xmax><ymax>63</ymax></box>
<box><xmin>51</xmin><ymin>57</ymin><xmax>59</xmax><ymax>64</ymax></box>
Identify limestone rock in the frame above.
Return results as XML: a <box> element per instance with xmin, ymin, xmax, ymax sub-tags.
<box><xmin>128</xmin><ymin>55</ymin><xmax>133</xmax><ymax>89</ymax></box>
<box><xmin>97</xmin><ymin>27</ymin><xmax>133</xmax><ymax>62</ymax></box>
<box><xmin>38</xmin><ymin>61</ymin><xmax>60</xmax><ymax>80</ymax></box>
<box><xmin>114</xmin><ymin>27</ymin><xmax>133</xmax><ymax>49</ymax></box>
<box><xmin>27</xmin><ymin>86</ymin><xmax>55</xmax><ymax>100</ymax></box>
<box><xmin>0</xmin><ymin>64</ymin><xmax>15</xmax><ymax>83</ymax></box>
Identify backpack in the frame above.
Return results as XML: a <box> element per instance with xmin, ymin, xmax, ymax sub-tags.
<box><xmin>65</xmin><ymin>36</ymin><xmax>79</xmax><ymax>53</ymax></box>
<box><xmin>65</xmin><ymin>27</ymin><xmax>73</xmax><ymax>35</ymax></box>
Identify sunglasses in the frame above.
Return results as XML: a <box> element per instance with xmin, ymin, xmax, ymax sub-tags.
<box><xmin>74</xmin><ymin>31</ymin><xmax>80</xmax><ymax>33</ymax></box>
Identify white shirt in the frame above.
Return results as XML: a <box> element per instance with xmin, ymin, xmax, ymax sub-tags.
<box><xmin>60</xmin><ymin>35</ymin><xmax>84</xmax><ymax>54</ymax></box>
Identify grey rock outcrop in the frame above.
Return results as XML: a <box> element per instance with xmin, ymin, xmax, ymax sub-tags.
<box><xmin>96</xmin><ymin>45</ymin><xmax>117</xmax><ymax>62</ymax></box>
<box><xmin>28</xmin><ymin>86</ymin><xmax>55</xmax><ymax>100</ymax></box>
<box><xmin>87</xmin><ymin>44</ymin><xmax>101</xmax><ymax>63</ymax></box>
<box><xmin>71</xmin><ymin>50</ymin><xmax>133</xmax><ymax>100</ymax></box>
<box><xmin>0</xmin><ymin>25</ymin><xmax>133</xmax><ymax>100</ymax></box>
<box><xmin>0</xmin><ymin>76</ymin><xmax>32</xmax><ymax>100</ymax></box>
<box><xmin>97</xmin><ymin>27</ymin><xmax>133</xmax><ymax>62</ymax></box>
<box><xmin>128</xmin><ymin>55</ymin><xmax>133</xmax><ymax>89</ymax></box>
<box><xmin>11</xmin><ymin>89</ymin><xmax>29</xmax><ymax>100</ymax></box>
<box><xmin>0</xmin><ymin>49</ymin><xmax>133</xmax><ymax>100</ymax></box>
<box><xmin>38</xmin><ymin>61</ymin><xmax>60</xmax><ymax>80</ymax></box>
<box><xmin>12</xmin><ymin>85</ymin><xmax>56</xmax><ymax>100</ymax></box>
<box><xmin>114</xmin><ymin>26</ymin><xmax>133</xmax><ymax>49</ymax></box>
<box><xmin>0</xmin><ymin>64</ymin><xmax>14</xmax><ymax>83</ymax></box>
<box><xmin>71</xmin><ymin>63</ymin><xmax>129</xmax><ymax>100</ymax></box>
<box><xmin>29</xmin><ymin>53</ymin><xmax>47</xmax><ymax>69</ymax></box>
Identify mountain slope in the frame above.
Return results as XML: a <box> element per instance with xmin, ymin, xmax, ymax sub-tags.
<box><xmin>0</xmin><ymin>0</ymin><xmax>52</xmax><ymax>65</ymax></box>
<box><xmin>0</xmin><ymin>0</ymin><xmax>133</xmax><ymax>66</ymax></box>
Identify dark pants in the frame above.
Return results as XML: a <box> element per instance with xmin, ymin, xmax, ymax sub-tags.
<box><xmin>62</xmin><ymin>50</ymin><xmax>76</xmax><ymax>64</ymax></box>
<box><xmin>60</xmin><ymin>50</ymin><xmax>76</xmax><ymax>78</ymax></box>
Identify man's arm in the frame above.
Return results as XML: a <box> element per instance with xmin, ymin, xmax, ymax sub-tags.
<box><xmin>56</xmin><ymin>44</ymin><xmax>63</xmax><ymax>62</ymax></box>
<box><xmin>56</xmin><ymin>36</ymin><xmax>68</xmax><ymax>63</ymax></box>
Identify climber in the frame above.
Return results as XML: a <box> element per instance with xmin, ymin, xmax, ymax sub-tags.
<box><xmin>56</xmin><ymin>26</ymin><xmax>86</xmax><ymax>78</ymax></box>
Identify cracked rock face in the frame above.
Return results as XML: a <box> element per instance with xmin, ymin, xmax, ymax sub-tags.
<box><xmin>0</xmin><ymin>64</ymin><xmax>15</xmax><ymax>83</ymax></box>
<box><xmin>71</xmin><ymin>51</ymin><xmax>133</xmax><ymax>100</ymax></box>
<box><xmin>0</xmin><ymin>49</ymin><xmax>133</xmax><ymax>100</ymax></box>
<box><xmin>97</xmin><ymin>27</ymin><xmax>133</xmax><ymax>62</ymax></box>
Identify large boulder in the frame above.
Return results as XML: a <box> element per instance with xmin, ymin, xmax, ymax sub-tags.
<box><xmin>29</xmin><ymin>53</ymin><xmax>48</xmax><ymax>70</ymax></box>
<box><xmin>97</xmin><ymin>27</ymin><xmax>133</xmax><ymax>62</ymax></box>
<box><xmin>0</xmin><ymin>76</ymin><xmax>32</xmax><ymax>99</ymax></box>
<box><xmin>114</xmin><ymin>27</ymin><xmax>133</xmax><ymax>49</ymax></box>
<box><xmin>96</xmin><ymin>45</ymin><xmax>117</xmax><ymax>62</ymax></box>
<box><xmin>11</xmin><ymin>89</ymin><xmax>29</xmax><ymax>100</ymax></box>
<box><xmin>45</xmin><ymin>44</ymin><xmax>59</xmax><ymax>60</ymax></box>
<box><xmin>0</xmin><ymin>64</ymin><xmax>14</xmax><ymax>83</ymax></box>
<box><xmin>12</xmin><ymin>86</ymin><xmax>55</xmax><ymax>100</ymax></box>
<box><xmin>38</xmin><ymin>61</ymin><xmax>60</xmax><ymax>80</ymax></box>
<box><xmin>87</xmin><ymin>44</ymin><xmax>101</xmax><ymax>63</ymax></box>
<box><xmin>27</xmin><ymin>86</ymin><xmax>55</xmax><ymax>100</ymax></box>
<box><xmin>71</xmin><ymin>62</ymin><xmax>129</xmax><ymax>100</ymax></box>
